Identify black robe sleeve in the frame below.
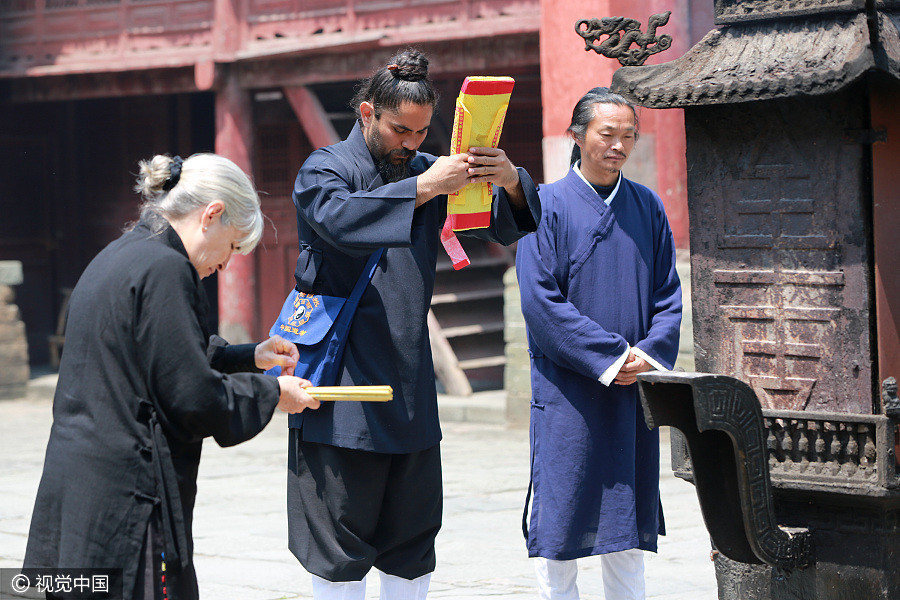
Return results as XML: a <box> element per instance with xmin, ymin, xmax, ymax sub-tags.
<box><xmin>206</xmin><ymin>334</ymin><xmax>261</xmax><ymax>374</ymax></box>
<box><xmin>461</xmin><ymin>165</ymin><xmax>540</xmax><ymax>245</ymax></box>
<box><xmin>134</xmin><ymin>254</ymin><xmax>280</xmax><ymax>448</ymax></box>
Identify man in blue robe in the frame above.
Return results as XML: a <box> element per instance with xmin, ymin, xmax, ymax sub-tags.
<box><xmin>287</xmin><ymin>49</ymin><xmax>541</xmax><ymax>600</ymax></box>
<box><xmin>516</xmin><ymin>87</ymin><xmax>682</xmax><ymax>600</ymax></box>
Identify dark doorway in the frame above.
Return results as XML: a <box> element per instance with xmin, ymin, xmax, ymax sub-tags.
<box><xmin>0</xmin><ymin>92</ymin><xmax>215</xmax><ymax>367</ymax></box>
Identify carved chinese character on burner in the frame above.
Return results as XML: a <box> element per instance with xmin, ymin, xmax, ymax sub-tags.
<box><xmin>714</xmin><ymin>161</ymin><xmax>842</xmax><ymax>411</ymax></box>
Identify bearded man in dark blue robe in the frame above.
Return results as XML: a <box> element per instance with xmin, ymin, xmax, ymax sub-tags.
<box><xmin>516</xmin><ymin>87</ymin><xmax>683</xmax><ymax>600</ymax></box>
<box><xmin>286</xmin><ymin>49</ymin><xmax>541</xmax><ymax>600</ymax></box>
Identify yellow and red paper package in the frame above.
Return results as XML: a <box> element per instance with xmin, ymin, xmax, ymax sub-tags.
<box><xmin>441</xmin><ymin>76</ymin><xmax>515</xmax><ymax>269</ymax></box>
<box><xmin>448</xmin><ymin>76</ymin><xmax>515</xmax><ymax>230</ymax></box>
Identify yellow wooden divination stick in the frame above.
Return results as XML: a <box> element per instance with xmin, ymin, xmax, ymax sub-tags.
<box><xmin>304</xmin><ymin>385</ymin><xmax>393</xmax><ymax>402</ymax></box>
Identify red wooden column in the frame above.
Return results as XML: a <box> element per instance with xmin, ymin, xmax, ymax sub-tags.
<box><xmin>540</xmin><ymin>0</ymin><xmax>615</xmax><ymax>184</ymax></box>
<box><xmin>871</xmin><ymin>78</ymin><xmax>900</xmax><ymax>387</ymax></box>
<box><xmin>539</xmin><ymin>0</ymin><xmax>697</xmax><ymax>248</ymax></box>
<box><xmin>215</xmin><ymin>75</ymin><xmax>258</xmax><ymax>343</ymax></box>
<box><xmin>211</xmin><ymin>0</ymin><xmax>259</xmax><ymax>342</ymax></box>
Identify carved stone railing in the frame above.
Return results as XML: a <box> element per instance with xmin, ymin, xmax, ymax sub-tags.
<box><xmin>637</xmin><ymin>371</ymin><xmax>813</xmax><ymax>570</ymax></box>
<box><xmin>668</xmin><ymin>395</ymin><xmax>900</xmax><ymax>498</ymax></box>
<box><xmin>762</xmin><ymin>409</ymin><xmax>900</xmax><ymax>495</ymax></box>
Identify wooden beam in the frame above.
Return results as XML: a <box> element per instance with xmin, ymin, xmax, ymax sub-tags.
<box><xmin>3</xmin><ymin>30</ymin><xmax>537</xmax><ymax>103</ymax></box>
<box><xmin>233</xmin><ymin>32</ymin><xmax>539</xmax><ymax>89</ymax></box>
<box><xmin>5</xmin><ymin>68</ymin><xmax>201</xmax><ymax>103</ymax></box>
<box><xmin>428</xmin><ymin>309</ymin><xmax>473</xmax><ymax>397</ymax></box>
<box><xmin>283</xmin><ymin>86</ymin><xmax>340</xmax><ymax>149</ymax></box>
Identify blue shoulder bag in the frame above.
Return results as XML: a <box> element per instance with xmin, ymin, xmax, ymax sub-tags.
<box><xmin>266</xmin><ymin>248</ymin><xmax>384</xmax><ymax>420</ymax></box>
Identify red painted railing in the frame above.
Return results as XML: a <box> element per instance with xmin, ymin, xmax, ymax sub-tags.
<box><xmin>0</xmin><ymin>0</ymin><xmax>538</xmax><ymax>76</ymax></box>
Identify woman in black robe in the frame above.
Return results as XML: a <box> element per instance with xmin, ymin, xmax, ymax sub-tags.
<box><xmin>23</xmin><ymin>153</ymin><xmax>320</xmax><ymax>600</ymax></box>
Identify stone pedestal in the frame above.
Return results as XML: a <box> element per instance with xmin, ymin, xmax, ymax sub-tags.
<box><xmin>0</xmin><ymin>261</ymin><xmax>30</xmax><ymax>400</ymax></box>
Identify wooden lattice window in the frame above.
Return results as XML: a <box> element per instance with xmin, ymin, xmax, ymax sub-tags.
<box><xmin>256</xmin><ymin>124</ymin><xmax>297</xmax><ymax>200</ymax></box>
<box><xmin>0</xmin><ymin>0</ymin><xmax>36</xmax><ymax>14</ymax></box>
<box><xmin>45</xmin><ymin>0</ymin><xmax>79</xmax><ymax>9</ymax></box>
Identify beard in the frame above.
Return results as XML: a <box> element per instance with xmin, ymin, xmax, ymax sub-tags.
<box><xmin>377</xmin><ymin>155</ymin><xmax>413</xmax><ymax>183</ymax></box>
<box><xmin>377</xmin><ymin>155</ymin><xmax>413</xmax><ymax>184</ymax></box>
<box><xmin>367</xmin><ymin>124</ymin><xmax>416</xmax><ymax>183</ymax></box>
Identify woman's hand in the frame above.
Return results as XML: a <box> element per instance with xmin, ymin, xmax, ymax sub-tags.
<box><xmin>255</xmin><ymin>334</ymin><xmax>300</xmax><ymax>375</ymax></box>
<box><xmin>276</xmin><ymin>376</ymin><xmax>320</xmax><ymax>413</ymax></box>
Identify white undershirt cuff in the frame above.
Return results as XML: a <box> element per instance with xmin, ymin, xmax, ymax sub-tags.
<box><xmin>632</xmin><ymin>346</ymin><xmax>669</xmax><ymax>372</ymax></box>
<box><xmin>599</xmin><ymin>346</ymin><xmax>632</xmax><ymax>387</ymax></box>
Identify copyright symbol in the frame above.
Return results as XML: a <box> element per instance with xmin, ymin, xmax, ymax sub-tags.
<box><xmin>11</xmin><ymin>573</ymin><xmax>30</xmax><ymax>593</ymax></box>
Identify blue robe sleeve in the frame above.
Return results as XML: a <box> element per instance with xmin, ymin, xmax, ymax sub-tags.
<box><xmin>516</xmin><ymin>197</ymin><xmax>629</xmax><ymax>380</ymax></box>
<box><xmin>463</xmin><ymin>166</ymin><xmax>540</xmax><ymax>245</ymax></box>
<box><xmin>633</xmin><ymin>201</ymin><xmax>683</xmax><ymax>370</ymax></box>
<box><xmin>295</xmin><ymin>146</ymin><xmax>540</xmax><ymax>255</ymax></box>
<box><xmin>292</xmin><ymin>151</ymin><xmax>419</xmax><ymax>254</ymax></box>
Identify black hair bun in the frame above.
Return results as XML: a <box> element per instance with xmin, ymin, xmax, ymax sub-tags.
<box><xmin>389</xmin><ymin>50</ymin><xmax>429</xmax><ymax>82</ymax></box>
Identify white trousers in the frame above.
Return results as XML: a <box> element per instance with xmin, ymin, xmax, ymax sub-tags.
<box><xmin>311</xmin><ymin>572</ymin><xmax>431</xmax><ymax>600</ymax></box>
<box><xmin>534</xmin><ymin>549</ymin><xmax>645</xmax><ymax>600</ymax></box>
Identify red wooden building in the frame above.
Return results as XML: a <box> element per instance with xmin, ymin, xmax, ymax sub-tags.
<box><xmin>0</xmin><ymin>0</ymin><xmax>710</xmax><ymax>390</ymax></box>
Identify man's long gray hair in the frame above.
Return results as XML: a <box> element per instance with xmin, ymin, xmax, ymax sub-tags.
<box><xmin>568</xmin><ymin>87</ymin><xmax>639</xmax><ymax>165</ymax></box>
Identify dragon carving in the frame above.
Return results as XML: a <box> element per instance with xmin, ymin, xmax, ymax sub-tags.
<box><xmin>576</xmin><ymin>11</ymin><xmax>673</xmax><ymax>67</ymax></box>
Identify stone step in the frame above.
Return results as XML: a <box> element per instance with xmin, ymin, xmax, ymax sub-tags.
<box><xmin>439</xmin><ymin>321</ymin><xmax>505</xmax><ymax>338</ymax></box>
<box><xmin>431</xmin><ymin>287</ymin><xmax>504</xmax><ymax>304</ymax></box>
<box><xmin>458</xmin><ymin>355</ymin><xmax>507</xmax><ymax>370</ymax></box>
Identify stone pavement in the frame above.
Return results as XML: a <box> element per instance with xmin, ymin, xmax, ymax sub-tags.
<box><xmin>0</xmin><ymin>377</ymin><xmax>717</xmax><ymax>599</ymax></box>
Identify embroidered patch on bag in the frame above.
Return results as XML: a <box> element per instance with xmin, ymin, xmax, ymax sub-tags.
<box><xmin>281</xmin><ymin>293</ymin><xmax>320</xmax><ymax>336</ymax></box>
<box><xmin>271</xmin><ymin>289</ymin><xmax>347</xmax><ymax>345</ymax></box>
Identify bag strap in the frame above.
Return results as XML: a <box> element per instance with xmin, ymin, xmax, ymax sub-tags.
<box><xmin>347</xmin><ymin>248</ymin><xmax>384</xmax><ymax>305</ymax></box>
